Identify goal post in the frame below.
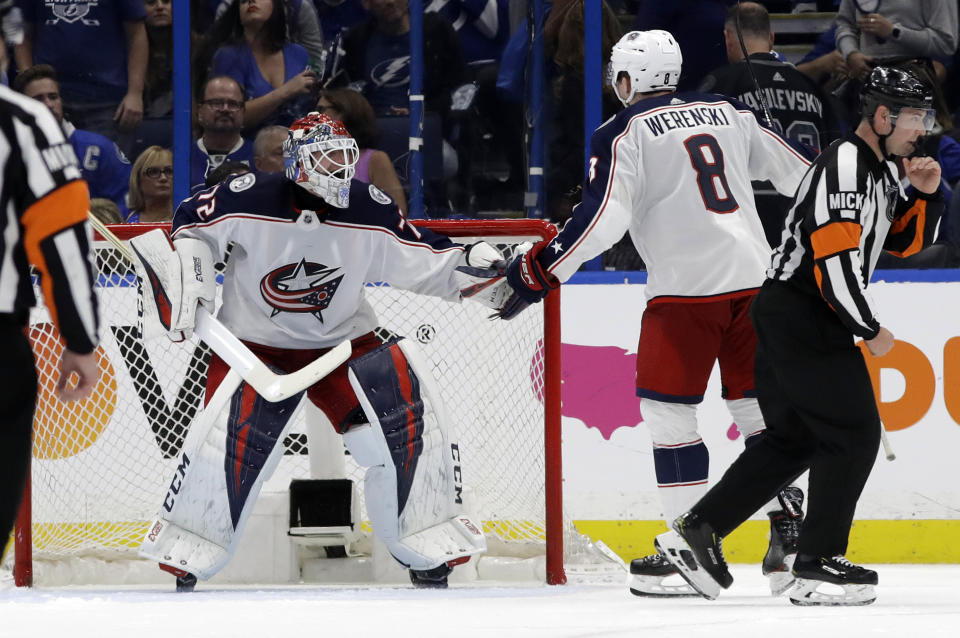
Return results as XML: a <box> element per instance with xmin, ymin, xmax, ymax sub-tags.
<box><xmin>12</xmin><ymin>218</ymin><xmax>574</xmax><ymax>586</ymax></box>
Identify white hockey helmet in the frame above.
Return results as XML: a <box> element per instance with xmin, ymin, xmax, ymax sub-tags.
<box><xmin>283</xmin><ymin>112</ymin><xmax>360</xmax><ymax>208</ymax></box>
<box><xmin>608</xmin><ymin>30</ymin><xmax>683</xmax><ymax>107</ymax></box>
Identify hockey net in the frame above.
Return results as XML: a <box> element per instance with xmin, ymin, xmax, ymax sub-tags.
<box><xmin>9</xmin><ymin>219</ymin><xmax>601</xmax><ymax>587</ymax></box>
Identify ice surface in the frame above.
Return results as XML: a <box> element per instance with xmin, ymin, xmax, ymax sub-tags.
<box><xmin>2</xmin><ymin>564</ymin><xmax>958</xmax><ymax>638</ymax></box>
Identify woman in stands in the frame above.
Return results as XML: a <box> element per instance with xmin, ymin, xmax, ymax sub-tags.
<box><xmin>125</xmin><ymin>146</ymin><xmax>174</xmax><ymax>223</ymax></box>
<box><xmin>317</xmin><ymin>88</ymin><xmax>408</xmax><ymax>215</ymax></box>
<box><xmin>206</xmin><ymin>0</ymin><xmax>318</xmax><ymax>133</ymax></box>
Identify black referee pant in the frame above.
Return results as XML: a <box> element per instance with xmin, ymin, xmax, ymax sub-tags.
<box><xmin>0</xmin><ymin>320</ymin><xmax>38</xmax><ymax>552</ymax></box>
<box><xmin>691</xmin><ymin>279</ymin><xmax>881</xmax><ymax>558</ymax></box>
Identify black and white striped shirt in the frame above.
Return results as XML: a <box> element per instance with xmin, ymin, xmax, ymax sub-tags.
<box><xmin>0</xmin><ymin>84</ymin><xmax>98</xmax><ymax>354</ymax></box>
<box><xmin>769</xmin><ymin>133</ymin><xmax>941</xmax><ymax>339</ymax></box>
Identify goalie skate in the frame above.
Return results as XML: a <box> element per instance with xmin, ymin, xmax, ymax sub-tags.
<box><xmin>628</xmin><ymin>551</ymin><xmax>698</xmax><ymax>597</ymax></box>
<box><xmin>763</xmin><ymin>486</ymin><xmax>804</xmax><ymax>596</ymax></box>
<box><xmin>789</xmin><ymin>555</ymin><xmax>878</xmax><ymax>606</ymax></box>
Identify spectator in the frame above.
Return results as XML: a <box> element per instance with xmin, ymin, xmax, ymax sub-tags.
<box><xmin>427</xmin><ymin>0</ymin><xmax>510</xmax><ymax>66</ymax></box>
<box><xmin>632</xmin><ymin>0</ymin><xmax>735</xmax><ymax>92</ymax></box>
<box><xmin>211</xmin><ymin>0</ymin><xmax>326</xmax><ymax>62</ymax></box>
<box><xmin>205</xmin><ymin>160</ymin><xmax>253</xmax><ymax>188</ymax></box>
<box><xmin>143</xmin><ymin>0</ymin><xmax>173</xmax><ymax>119</ymax></box>
<box><xmin>317</xmin><ymin>88</ymin><xmax>407</xmax><ymax>214</ymax></box>
<box><xmin>700</xmin><ymin>2</ymin><xmax>839</xmax><ymax>247</ymax></box>
<box><xmin>315</xmin><ymin>0</ymin><xmax>368</xmax><ymax>44</ymax></box>
<box><xmin>14</xmin><ymin>64</ymin><xmax>132</xmax><ymax>218</ymax></box>
<box><xmin>253</xmin><ymin>124</ymin><xmax>289</xmax><ymax>172</ymax></box>
<box><xmin>90</xmin><ymin>198</ymin><xmax>125</xmax><ymax>225</ymax></box>
<box><xmin>545</xmin><ymin>0</ymin><xmax>623</xmax><ymax>225</ymax></box>
<box><xmin>796</xmin><ymin>25</ymin><xmax>849</xmax><ymax>93</ymax></box>
<box><xmin>126</xmin><ymin>146</ymin><xmax>173</xmax><ymax>223</ymax></box>
<box><xmin>192</xmin><ymin>76</ymin><xmax>255</xmax><ymax>190</ymax></box>
<box><xmin>341</xmin><ymin>0</ymin><xmax>466</xmax><ymax>120</ymax></box>
<box><xmin>835</xmin><ymin>0</ymin><xmax>959</xmax><ymax>82</ymax></box>
<box><xmin>15</xmin><ymin>0</ymin><xmax>147</xmax><ymax>152</ymax></box>
<box><xmin>206</xmin><ymin>0</ymin><xmax>318</xmax><ymax>132</ymax></box>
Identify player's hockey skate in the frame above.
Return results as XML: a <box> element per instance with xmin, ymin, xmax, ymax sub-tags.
<box><xmin>654</xmin><ymin>511</ymin><xmax>733</xmax><ymax>601</ymax></box>
<box><xmin>789</xmin><ymin>555</ymin><xmax>878</xmax><ymax>606</ymax></box>
<box><xmin>762</xmin><ymin>486</ymin><xmax>804</xmax><ymax>596</ymax></box>
<box><xmin>628</xmin><ymin>551</ymin><xmax>698</xmax><ymax>597</ymax></box>
<box><xmin>409</xmin><ymin>563</ymin><xmax>453</xmax><ymax>588</ymax></box>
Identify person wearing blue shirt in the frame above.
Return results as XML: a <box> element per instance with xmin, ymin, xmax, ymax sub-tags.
<box><xmin>14</xmin><ymin>65</ymin><xmax>131</xmax><ymax>218</ymax></box>
<box><xmin>14</xmin><ymin>0</ymin><xmax>147</xmax><ymax>150</ymax></box>
<box><xmin>191</xmin><ymin>76</ymin><xmax>255</xmax><ymax>191</ymax></box>
<box><xmin>208</xmin><ymin>0</ymin><xmax>318</xmax><ymax>132</ymax></box>
<box><xmin>426</xmin><ymin>0</ymin><xmax>510</xmax><ymax>65</ymax></box>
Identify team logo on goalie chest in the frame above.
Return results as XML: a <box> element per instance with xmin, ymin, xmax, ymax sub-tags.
<box><xmin>260</xmin><ymin>258</ymin><xmax>344</xmax><ymax>321</ymax></box>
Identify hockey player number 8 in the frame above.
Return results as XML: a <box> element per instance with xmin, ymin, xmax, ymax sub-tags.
<box><xmin>683</xmin><ymin>134</ymin><xmax>739</xmax><ymax>214</ymax></box>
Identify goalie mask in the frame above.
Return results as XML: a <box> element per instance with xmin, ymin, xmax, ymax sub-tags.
<box><xmin>608</xmin><ymin>30</ymin><xmax>683</xmax><ymax>107</ymax></box>
<box><xmin>284</xmin><ymin>112</ymin><xmax>360</xmax><ymax>208</ymax></box>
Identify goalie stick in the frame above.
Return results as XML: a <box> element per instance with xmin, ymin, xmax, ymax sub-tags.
<box><xmin>89</xmin><ymin>214</ymin><xmax>351</xmax><ymax>401</ymax></box>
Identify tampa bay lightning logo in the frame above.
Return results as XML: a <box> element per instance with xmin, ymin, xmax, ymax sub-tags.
<box><xmin>47</xmin><ymin>1</ymin><xmax>101</xmax><ymax>26</ymax></box>
<box><xmin>370</xmin><ymin>56</ymin><xmax>410</xmax><ymax>88</ymax></box>
<box><xmin>260</xmin><ymin>259</ymin><xmax>344</xmax><ymax>321</ymax></box>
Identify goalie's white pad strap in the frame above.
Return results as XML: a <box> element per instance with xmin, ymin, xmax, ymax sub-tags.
<box><xmin>344</xmin><ymin>338</ymin><xmax>486</xmax><ymax>570</ymax></box>
<box><xmin>139</xmin><ymin>369</ymin><xmax>306</xmax><ymax>580</ymax></box>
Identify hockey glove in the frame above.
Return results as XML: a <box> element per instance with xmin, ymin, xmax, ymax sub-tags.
<box><xmin>497</xmin><ymin>242</ymin><xmax>560</xmax><ymax>320</ymax></box>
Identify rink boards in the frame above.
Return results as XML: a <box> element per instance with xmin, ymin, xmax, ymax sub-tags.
<box><xmin>560</xmin><ymin>270</ymin><xmax>960</xmax><ymax>563</ymax></box>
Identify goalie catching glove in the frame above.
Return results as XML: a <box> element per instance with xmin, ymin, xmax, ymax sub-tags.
<box><xmin>455</xmin><ymin>240</ymin><xmax>559</xmax><ymax>320</ymax></box>
<box><xmin>129</xmin><ymin>228</ymin><xmax>216</xmax><ymax>341</ymax></box>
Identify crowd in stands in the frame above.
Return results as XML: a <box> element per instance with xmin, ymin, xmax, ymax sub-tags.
<box><xmin>1</xmin><ymin>0</ymin><xmax>959</xmax><ymax>269</ymax></box>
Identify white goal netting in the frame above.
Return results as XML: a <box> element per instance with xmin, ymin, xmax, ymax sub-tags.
<box><xmin>9</xmin><ymin>219</ymin><xmax>609</xmax><ymax>586</ymax></box>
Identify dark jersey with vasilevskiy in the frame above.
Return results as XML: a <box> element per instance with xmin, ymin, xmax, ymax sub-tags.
<box><xmin>699</xmin><ymin>53</ymin><xmax>837</xmax><ymax>152</ymax></box>
<box><xmin>171</xmin><ymin>172</ymin><xmax>465</xmax><ymax>349</ymax></box>
<box><xmin>536</xmin><ymin>92</ymin><xmax>811</xmax><ymax>300</ymax></box>
<box><xmin>768</xmin><ymin>133</ymin><xmax>942</xmax><ymax>339</ymax></box>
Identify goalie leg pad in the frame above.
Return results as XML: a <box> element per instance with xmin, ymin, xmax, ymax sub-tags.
<box><xmin>139</xmin><ymin>365</ymin><xmax>305</xmax><ymax>580</ymax></box>
<box><xmin>344</xmin><ymin>338</ymin><xmax>486</xmax><ymax>570</ymax></box>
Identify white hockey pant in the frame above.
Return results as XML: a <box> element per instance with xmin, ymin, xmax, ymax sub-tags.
<box><xmin>344</xmin><ymin>338</ymin><xmax>486</xmax><ymax>571</ymax></box>
<box><xmin>139</xmin><ymin>368</ymin><xmax>305</xmax><ymax>580</ymax></box>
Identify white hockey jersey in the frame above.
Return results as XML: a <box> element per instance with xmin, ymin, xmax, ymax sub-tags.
<box><xmin>540</xmin><ymin>92</ymin><xmax>812</xmax><ymax>300</ymax></box>
<box><xmin>171</xmin><ymin>172</ymin><xmax>465</xmax><ymax>349</ymax></box>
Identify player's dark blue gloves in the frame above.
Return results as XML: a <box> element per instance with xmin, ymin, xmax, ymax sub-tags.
<box><xmin>498</xmin><ymin>243</ymin><xmax>560</xmax><ymax>320</ymax></box>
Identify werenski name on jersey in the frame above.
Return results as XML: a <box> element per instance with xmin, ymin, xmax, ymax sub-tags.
<box><xmin>642</xmin><ymin>104</ymin><xmax>732</xmax><ymax>137</ymax></box>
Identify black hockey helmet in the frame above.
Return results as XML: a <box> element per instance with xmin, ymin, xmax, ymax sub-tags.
<box><xmin>860</xmin><ymin>66</ymin><xmax>934</xmax><ymax>129</ymax></box>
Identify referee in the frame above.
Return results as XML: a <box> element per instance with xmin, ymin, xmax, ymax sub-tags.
<box><xmin>662</xmin><ymin>66</ymin><xmax>942</xmax><ymax>605</ymax></box>
<box><xmin>0</xmin><ymin>66</ymin><xmax>100</xmax><ymax>552</ymax></box>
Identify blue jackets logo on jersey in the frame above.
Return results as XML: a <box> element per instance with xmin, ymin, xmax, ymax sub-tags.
<box><xmin>259</xmin><ymin>258</ymin><xmax>344</xmax><ymax>321</ymax></box>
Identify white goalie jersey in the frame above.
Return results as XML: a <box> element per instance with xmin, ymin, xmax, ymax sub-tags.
<box><xmin>171</xmin><ymin>172</ymin><xmax>466</xmax><ymax>349</ymax></box>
